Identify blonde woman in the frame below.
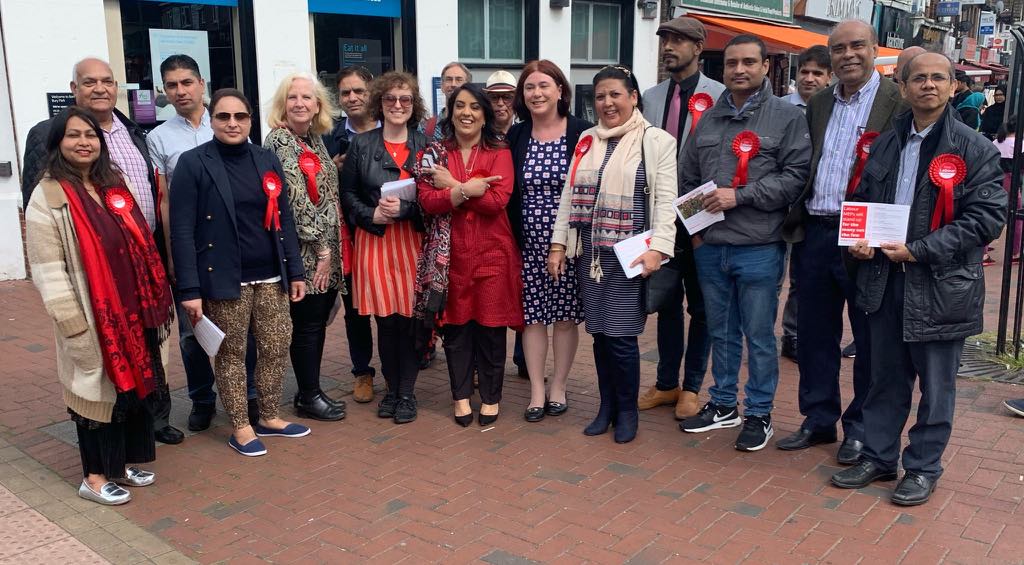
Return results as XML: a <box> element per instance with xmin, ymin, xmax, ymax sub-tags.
<box><xmin>264</xmin><ymin>72</ymin><xmax>347</xmax><ymax>421</ymax></box>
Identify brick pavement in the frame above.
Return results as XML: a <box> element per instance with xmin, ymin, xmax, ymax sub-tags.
<box><xmin>0</xmin><ymin>250</ymin><xmax>1022</xmax><ymax>563</ymax></box>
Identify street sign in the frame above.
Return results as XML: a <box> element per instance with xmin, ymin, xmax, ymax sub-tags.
<box><xmin>979</xmin><ymin>12</ymin><xmax>996</xmax><ymax>35</ymax></box>
<box><xmin>991</xmin><ymin>36</ymin><xmax>1005</xmax><ymax>50</ymax></box>
<box><xmin>936</xmin><ymin>1</ymin><xmax>961</xmax><ymax>17</ymax></box>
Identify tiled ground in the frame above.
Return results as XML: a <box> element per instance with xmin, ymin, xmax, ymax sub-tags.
<box><xmin>0</xmin><ymin>245</ymin><xmax>1022</xmax><ymax>563</ymax></box>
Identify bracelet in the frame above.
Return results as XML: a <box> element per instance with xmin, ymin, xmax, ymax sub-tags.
<box><xmin>549</xmin><ymin>244</ymin><xmax>566</xmax><ymax>253</ymax></box>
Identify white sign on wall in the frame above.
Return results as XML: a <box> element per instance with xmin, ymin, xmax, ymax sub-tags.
<box><xmin>801</xmin><ymin>0</ymin><xmax>874</xmax><ymax>23</ymax></box>
<box><xmin>149</xmin><ymin>29</ymin><xmax>211</xmax><ymax>122</ymax></box>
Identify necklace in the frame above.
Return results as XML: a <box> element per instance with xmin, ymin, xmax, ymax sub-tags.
<box><xmin>383</xmin><ymin>140</ymin><xmax>405</xmax><ymax>160</ymax></box>
<box><xmin>458</xmin><ymin>144</ymin><xmax>480</xmax><ymax>182</ymax></box>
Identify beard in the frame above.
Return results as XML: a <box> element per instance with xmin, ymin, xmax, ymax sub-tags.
<box><xmin>665</xmin><ymin>54</ymin><xmax>694</xmax><ymax>74</ymax></box>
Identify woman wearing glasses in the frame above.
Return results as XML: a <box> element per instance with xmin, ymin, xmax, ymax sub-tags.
<box><xmin>339</xmin><ymin>71</ymin><xmax>430</xmax><ymax>423</ymax></box>
<box><xmin>264</xmin><ymin>73</ymin><xmax>347</xmax><ymax>422</ymax></box>
<box><xmin>170</xmin><ymin>89</ymin><xmax>310</xmax><ymax>457</ymax></box>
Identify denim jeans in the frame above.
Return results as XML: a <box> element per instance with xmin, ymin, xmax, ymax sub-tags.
<box><xmin>693</xmin><ymin>242</ymin><xmax>785</xmax><ymax>416</ymax></box>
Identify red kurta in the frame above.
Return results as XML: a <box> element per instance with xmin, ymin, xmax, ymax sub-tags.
<box><xmin>417</xmin><ymin>143</ymin><xmax>524</xmax><ymax>329</ymax></box>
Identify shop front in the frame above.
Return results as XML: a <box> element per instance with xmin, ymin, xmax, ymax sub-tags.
<box><xmin>310</xmin><ymin>0</ymin><xmax>412</xmax><ymax>86</ymax></box>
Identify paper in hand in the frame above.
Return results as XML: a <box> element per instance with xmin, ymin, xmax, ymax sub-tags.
<box><xmin>674</xmin><ymin>181</ymin><xmax>724</xmax><ymax>234</ymax></box>
<box><xmin>613</xmin><ymin>229</ymin><xmax>670</xmax><ymax>279</ymax></box>
<box><xmin>380</xmin><ymin>178</ymin><xmax>417</xmax><ymax>201</ymax></box>
<box><xmin>838</xmin><ymin>202</ymin><xmax>911</xmax><ymax>248</ymax></box>
<box><xmin>193</xmin><ymin>316</ymin><xmax>226</xmax><ymax>358</ymax></box>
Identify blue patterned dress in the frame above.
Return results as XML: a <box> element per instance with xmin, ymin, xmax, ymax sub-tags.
<box><xmin>520</xmin><ymin>136</ymin><xmax>583</xmax><ymax>326</ymax></box>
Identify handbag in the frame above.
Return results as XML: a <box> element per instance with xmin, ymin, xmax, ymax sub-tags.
<box><xmin>639</xmin><ymin>127</ymin><xmax>682</xmax><ymax>315</ymax></box>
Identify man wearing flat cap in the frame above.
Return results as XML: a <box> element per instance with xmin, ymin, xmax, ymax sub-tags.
<box><xmin>637</xmin><ymin>16</ymin><xmax>724</xmax><ymax>422</ymax></box>
<box><xmin>484</xmin><ymin>70</ymin><xmax>517</xmax><ymax>136</ymax></box>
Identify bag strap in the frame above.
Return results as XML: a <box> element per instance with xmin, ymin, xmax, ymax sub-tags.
<box><xmin>641</xmin><ymin>126</ymin><xmax>651</xmax><ymax>231</ymax></box>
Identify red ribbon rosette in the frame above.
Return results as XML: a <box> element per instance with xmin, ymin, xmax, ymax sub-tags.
<box><xmin>730</xmin><ymin>131</ymin><xmax>760</xmax><ymax>188</ymax></box>
<box><xmin>845</xmin><ymin>131</ymin><xmax>879</xmax><ymax>197</ymax></box>
<box><xmin>688</xmin><ymin>93</ymin><xmax>714</xmax><ymax>134</ymax></box>
<box><xmin>568</xmin><ymin>134</ymin><xmax>594</xmax><ymax>189</ymax></box>
<box><xmin>297</xmin><ymin>147</ymin><xmax>322</xmax><ymax>205</ymax></box>
<box><xmin>928</xmin><ymin>154</ymin><xmax>966</xmax><ymax>231</ymax></box>
<box><xmin>104</xmin><ymin>187</ymin><xmax>146</xmax><ymax>249</ymax></box>
<box><xmin>263</xmin><ymin>171</ymin><xmax>283</xmax><ymax>231</ymax></box>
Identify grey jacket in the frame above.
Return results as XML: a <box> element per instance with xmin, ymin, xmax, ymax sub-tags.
<box><xmin>642</xmin><ymin>72</ymin><xmax>726</xmax><ymax>183</ymax></box>
<box><xmin>679</xmin><ymin>79</ymin><xmax>811</xmax><ymax>245</ymax></box>
<box><xmin>850</xmin><ymin>105</ymin><xmax>1006</xmax><ymax>342</ymax></box>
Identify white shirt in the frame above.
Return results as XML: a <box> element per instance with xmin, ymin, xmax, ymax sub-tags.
<box><xmin>146</xmin><ymin>110</ymin><xmax>213</xmax><ymax>184</ymax></box>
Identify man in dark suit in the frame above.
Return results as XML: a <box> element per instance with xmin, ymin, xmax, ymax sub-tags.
<box><xmin>778</xmin><ymin>20</ymin><xmax>905</xmax><ymax>464</ymax></box>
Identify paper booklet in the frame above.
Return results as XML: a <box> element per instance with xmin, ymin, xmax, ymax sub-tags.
<box><xmin>380</xmin><ymin>178</ymin><xmax>417</xmax><ymax>201</ymax></box>
<box><xmin>613</xmin><ymin>229</ymin><xmax>670</xmax><ymax>279</ymax></box>
<box><xmin>837</xmin><ymin>202</ymin><xmax>911</xmax><ymax>248</ymax></box>
<box><xmin>673</xmin><ymin>180</ymin><xmax>724</xmax><ymax>234</ymax></box>
<box><xmin>193</xmin><ymin>315</ymin><xmax>226</xmax><ymax>358</ymax></box>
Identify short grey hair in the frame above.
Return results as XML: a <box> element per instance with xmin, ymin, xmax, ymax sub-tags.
<box><xmin>71</xmin><ymin>57</ymin><xmax>112</xmax><ymax>83</ymax></box>
<box><xmin>441</xmin><ymin>61</ymin><xmax>472</xmax><ymax>82</ymax></box>
<box><xmin>900</xmin><ymin>51</ymin><xmax>956</xmax><ymax>84</ymax></box>
<box><xmin>831</xmin><ymin>19</ymin><xmax>879</xmax><ymax>46</ymax></box>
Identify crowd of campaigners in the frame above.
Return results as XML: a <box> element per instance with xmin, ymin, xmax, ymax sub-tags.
<box><xmin>22</xmin><ymin>16</ymin><xmax>1009</xmax><ymax>509</ymax></box>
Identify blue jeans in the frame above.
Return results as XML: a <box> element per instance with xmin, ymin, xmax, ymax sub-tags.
<box><xmin>693</xmin><ymin>242</ymin><xmax>785</xmax><ymax>416</ymax></box>
<box><xmin>175</xmin><ymin>296</ymin><xmax>257</xmax><ymax>405</ymax></box>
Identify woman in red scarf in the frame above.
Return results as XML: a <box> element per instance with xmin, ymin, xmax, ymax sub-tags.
<box><xmin>26</xmin><ymin>107</ymin><xmax>173</xmax><ymax>505</ymax></box>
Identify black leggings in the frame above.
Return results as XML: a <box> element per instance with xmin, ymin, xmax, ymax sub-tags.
<box><xmin>376</xmin><ymin>314</ymin><xmax>420</xmax><ymax>396</ymax></box>
<box><xmin>289</xmin><ymin>289</ymin><xmax>339</xmax><ymax>395</ymax></box>
<box><xmin>76</xmin><ymin>396</ymin><xmax>155</xmax><ymax>480</ymax></box>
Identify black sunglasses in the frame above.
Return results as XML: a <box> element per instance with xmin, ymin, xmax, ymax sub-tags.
<box><xmin>213</xmin><ymin>112</ymin><xmax>251</xmax><ymax>123</ymax></box>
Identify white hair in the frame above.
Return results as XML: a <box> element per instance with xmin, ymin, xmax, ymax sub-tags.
<box><xmin>71</xmin><ymin>57</ymin><xmax>112</xmax><ymax>83</ymax></box>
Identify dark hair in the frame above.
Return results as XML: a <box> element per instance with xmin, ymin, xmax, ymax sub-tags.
<box><xmin>45</xmin><ymin>107</ymin><xmax>124</xmax><ymax>189</ymax></box>
<box><xmin>998</xmin><ymin>114</ymin><xmax>1017</xmax><ymax>144</ymax></box>
<box><xmin>336</xmin><ymin>65</ymin><xmax>373</xmax><ymax>88</ymax></box>
<box><xmin>725</xmin><ymin>34</ymin><xmax>768</xmax><ymax>62</ymax></box>
<box><xmin>159</xmin><ymin>54</ymin><xmax>202</xmax><ymax>83</ymax></box>
<box><xmin>209</xmin><ymin>88</ymin><xmax>252</xmax><ymax>115</ymax></box>
<box><xmin>514</xmin><ymin>59</ymin><xmax>572</xmax><ymax>121</ymax></box>
<box><xmin>592</xmin><ymin>65</ymin><xmax>644</xmax><ymax>113</ymax></box>
<box><xmin>797</xmin><ymin>45</ymin><xmax>831</xmax><ymax>72</ymax></box>
<box><xmin>441</xmin><ymin>84</ymin><xmax>505</xmax><ymax>149</ymax></box>
<box><xmin>367</xmin><ymin>71</ymin><xmax>427</xmax><ymax>125</ymax></box>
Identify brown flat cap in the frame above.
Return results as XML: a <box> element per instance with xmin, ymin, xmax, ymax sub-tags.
<box><xmin>657</xmin><ymin>16</ymin><xmax>706</xmax><ymax>42</ymax></box>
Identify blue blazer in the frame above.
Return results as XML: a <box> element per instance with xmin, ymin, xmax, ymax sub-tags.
<box><xmin>169</xmin><ymin>140</ymin><xmax>304</xmax><ymax>301</ymax></box>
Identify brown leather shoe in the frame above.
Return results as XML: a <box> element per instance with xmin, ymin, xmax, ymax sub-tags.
<box><xmin>353</xmin><ymin>375</ymin><xmax>374</xmax><ymax>403</ymax></box>
<box><xmin>675</xmin><ymin>391</ymin><xmax>700</xmax><ymax>420</ymax></box>
<box><xmin>637</xmin><ymin>386</ymin><xmax>679</xmax><ymax>410</ymax></box>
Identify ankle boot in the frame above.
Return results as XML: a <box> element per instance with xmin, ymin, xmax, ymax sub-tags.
<box><xmin>584</xmin><ymin>369</ymin><xmax>616</xmax><ymax>436</ymax></box>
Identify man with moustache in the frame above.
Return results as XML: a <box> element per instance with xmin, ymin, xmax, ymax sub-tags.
<box><xmin>484</xmin><ymin>70</ymin><xmax>517</xmax><ymax>135</ymax></box>
<box><xmin>678</xmin><ymin>35</ymin><xmax>810</xmax><ymax>452</ymax></box>
<box><xmin>420</xmin><ymin>61</ymin><xmax>471</xmax><ymax>141</ymax></box>
<box><xmin>831</xmin><ymin>52</ymin><xmax>1005</xmax><ymax>505</ymax></box>
<box><xmin>778</xmin><ymin>20</ymin><xmax>904</xmax><ymax>464</ymax></box>
<box><xmin>638</xmin><ymin>16</ymin><xmax>723</xmax><ymax>421</ymax></box>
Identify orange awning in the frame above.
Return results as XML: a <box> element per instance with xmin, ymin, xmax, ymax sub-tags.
<box><xmin>693</xmin><ymin>14</ymin><xmax>901</xmax><ymax>57</ymax></box>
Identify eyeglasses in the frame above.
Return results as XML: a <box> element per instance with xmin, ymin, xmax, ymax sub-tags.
<box><xmin>382</xmin><ymin>94</ymin><xmax>413</xmax><ymax>106</ymax></box>
<box><xmin>487</xmin><ymin>93</ymin><xmax>514</xmax><ymax>103</ymax></box>
<box><xmin>213</xmin><ymin>111</ymin><xmax>251</xmax><ymax>123</ymax></box>
<box><xmin>907</xmin><ymin>73</ymin><xmax>951</xmax><ymax>85</ymax></box>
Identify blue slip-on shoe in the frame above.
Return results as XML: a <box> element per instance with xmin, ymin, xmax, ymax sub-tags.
<box><xmin>1004</xmin><ymin>399</ymin><xmax>1024</xmax><ymax>417</ymax></box>
<box><xmin>252</xmin><ymin>422</ymin><xmax>311</xmax><ymax>438</ymax></box>
<box><xmin>228</xmin><ymin>436</ymin><xmax>267</xmax><ymax>457</ymax></box>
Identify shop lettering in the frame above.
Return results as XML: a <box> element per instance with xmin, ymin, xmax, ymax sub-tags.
<box><xmin>826</xmin><ymin>0</ymin><xmax>864</xmax><ymax>20</ymax></box>
<box><xmin>886</xmin><ymin>33</ymin><xmax>905</xmax><ymax>49</ymax></box>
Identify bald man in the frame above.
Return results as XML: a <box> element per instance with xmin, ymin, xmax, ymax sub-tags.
<box><xmin>780</xmin><ymin>20</ymin><xmax>907</xmax><ymax>463</ymax></box>
<box><xmin>893</xmin><ymin>46</ymin><xmax>926</xmax><ymax>85</ymax></box>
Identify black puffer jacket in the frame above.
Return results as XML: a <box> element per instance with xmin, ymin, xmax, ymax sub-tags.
<box><xmin>338</xmin><ymin>127</ymin><xmax>428</xmax><ymax>236</ymax></box>
<box><xmin>850</xmin><ymin>105</ymin><xmax>1006</xmax><ymax>342</ymax></box>
<box><xmin>21</xmin><ymin>118</ymin><xmax>52</xmax><ymax>205</ymax></box>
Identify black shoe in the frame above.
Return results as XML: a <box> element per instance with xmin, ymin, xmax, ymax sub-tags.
<box><xmin>735</xmin><ymin>414</ymin><xmax>773</xmax><ymax>452</ymax></box>
<box><xmin>317</xmin><ymin>390</ymin><xmax>346</xmax><ymax>411</ymax></box>
<box><xmin>247</xmin><ymin>398</ymin><xmax>260</xmax><ymax>427</ymax></box>
<box><xmin>393</xmin><ymin>395</ymin><xmax>417</xmax><ymax>424</ymax></box>
<box><xmin>831</xmin><ymin>460</ymin><xmax>898</xmax><ymax>489</ymax></box>
<box><xmin>295</xmin><ymin>392</ymin><xmax>346</xmax><ymax>421</ymax></box>
<box><xmin>842</xmin><ymin>342</ymin><xmax>857</xmax><ymax>358</ymax></box>
<box><xmin>187</xmin><ymin>404</ymin><xmax>216</xmax><ymax>432</ymax></box>
<box><xmin>836</xmin><ymin>438</ymin><xmax>864</xmax><ymax>465</ymax></box>
<box><xmin>154</xmin><ymin>426</ymin><xmax>184</xmax><ymax>445</ymax></box>
<box><xmin>479</xmin><ymin>410</ymin><xmax>499</xmax><ymax>426</ymax></box>
<box><xmin>545</xmin><ymin>396</ymin><xmax>568</xmax><ymax>416</ymax></box>
<box><xmin>524</xmin><ymin>406</ymin><xmax>545</xmax><ymax>423</ymax></box>
<box><xmin>891</xmin><ymin>472</ymin><xmax>936</xmax><ymax>506</ymax></box>
<box><xmin>781</xmin><ymin>336</ymin><xmax>798</xmax><ymax>361</ymax></box>
<box><xmin>613</xmin><ymin>410</ymin><xmax>638</xmax><ymax>444</ymax></box>
<box><xmin>454</xmin><ymin>413</ymin><xmax>473</xmax><ymax>427</ymax></box>
<box><xmin>679</xmin><ymin>402</ymin><xmax>741</xmax><ymax>433</ymax></box>
<box><xmin>775</xmin><ymin>427</ymin><xmax>837</xmax><ymax>451</ymax></box>
<box><xmin>378</xmin><ymin>392</ymin><xmax>398</xmax><ymax>419</ymax></box>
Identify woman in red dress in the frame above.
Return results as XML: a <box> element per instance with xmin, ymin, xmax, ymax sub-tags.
<box><xmin>416</xmin><ymin>84</ymin><xmax>524</xmax><ymax>427</ymax></box>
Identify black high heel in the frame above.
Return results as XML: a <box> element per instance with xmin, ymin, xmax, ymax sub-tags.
<box><xmin>454</xmin><ymin>413</ymin><xmax>473</xmax><ymax>427</ymax></box>
<box><xmin>479</xmin><ymin>403</ymin><xmax>499</xmax><ymax>426</ymax></box>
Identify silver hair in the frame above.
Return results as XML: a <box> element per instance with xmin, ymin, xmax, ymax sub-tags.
<box><xmin>441</xmin><ymin>61</ymin><xmax>473</xmax><ymax>83</ymax></box>
<box><xmin>71</xmin><ymin>57</ymin><xmax>112</xmax><ymax>83</ymax></box>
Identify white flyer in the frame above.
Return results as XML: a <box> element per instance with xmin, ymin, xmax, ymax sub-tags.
<box><xmin>193</xmin><ymin>316</ymin><xmax>226</xmax><ymax>358</ymax></box>
<box><xmin>613</xmin><ymin>229</ymin><xmax>670</xmax><ymax>279</ymax></box>
<box><xmin>674</xmin><ymin>181</ymin><xmax>724</xmax><ymax>234</ymax></box>
<box><xmin>380</xmin><ymin>178</ymin><xmax>417</xmax><ymax>201</ymax></box>
<box><xmin>837</xmin><ymin>202</ymin><xmax>911</xmax><ymax>247</ymax></box>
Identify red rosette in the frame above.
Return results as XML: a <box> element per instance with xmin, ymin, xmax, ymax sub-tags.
<box><xmin>569</xmin><ymin>134</ymin><xmax>595</xmax><ymax>189</ymax></box>
<box><xmin>730</xmin><ymin>130</ymin><xmax>760</xmax><ymax>188</ymax></box>
<box><xmin>105</xmin><ymin>186</ymin><xmax>146</xmax><ymax>248</ymax></box>
<box><xmin>263</xmin><ymin>171</ymin><xmax>283</xmax><ymax>231</ymax></box>
<box><xmin>298</xmin><ymin>149</ymin><xmax>322</xmax><ymax>204</ymax></box>
<box><xmin>688</xmin><ymin>92</ymin><xmax>714</xmax><ymax>134</ymax></box>
<box><xmin>928</xmin><ymin>153</ymin><xmax>966</xmax><ymax>231</ymax></box>
<box><xmin>845</xmin><ymin>131</ymin><xmax>880</xmax><ymax>197</ymax></box>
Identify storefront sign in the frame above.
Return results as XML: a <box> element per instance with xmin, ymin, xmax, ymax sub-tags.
<box><xmin>149</xmin><ymin>29</ymin><xmax>211</xmax><ymax>122</ymax></box>
<box><xmin>959</xmin><ymin>0</ymin><xmax>985</xmax><ymax>5</ymax></box>
<box><xmin>308</xmin><ymin>0</ymin><xmax>401</xmax><ymax>17</ymax></box>
<box><xmin>46</xmin><ymin>93</ymin><xmax>75</xmax><ymax>118</ymax></box>
<box><xmin>686</xmin><ymin>0</ymin><xmax>792</xmax><ymax>23</ymax></box>
<box><xmin>963</xmin><ymin>36</ymin><xmax>978</xmax><ymax>61</ymax></box>
<box><xmin>339</xmin><ymin>38</ymin><xmax>384</xmax><ymax>78</ymax></box>
<box><xmin>979</xmin><ymin>12</ymin><xmax>996</xmax><ymax>35</ymax></box>
<box><xmin>132</xmin><ymin>90</ymin><xmax>157</xmax><ymax>124</ymax></box>
<box><xmin>885</xmin><ymin>32</ymin><xmax>905</xmax><ymax>49</ymax></box>
<box><xmin>935</xmin><ymin>1</ymin><xmax>960</xmax><ymax>16</ymax></box>
<box><xmin>799</xmin><ymin>0</ymin><xmax>872</xmax><ymax>22</ymax></box>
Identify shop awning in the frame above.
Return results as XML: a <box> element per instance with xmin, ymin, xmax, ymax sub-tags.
<box><xmin>693</xmin><ymin>14</ymin><xmax>901</xmax><ymax>56</ymax></box>
<box><xmin>956</xmin><ymin>62</ymin><xmax>993</xmax><ymax>78</ymax></box>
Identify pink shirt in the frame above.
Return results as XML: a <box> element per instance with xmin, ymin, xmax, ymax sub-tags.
<box><xmin>104</xmin><ymin>115</ymin><xmax>155</xmax><ymax>231</ymax></box>
<box><xmin>993</xmin><ymin>136</ymin><xmax>1017</xmax><ymax>160</ymax></box>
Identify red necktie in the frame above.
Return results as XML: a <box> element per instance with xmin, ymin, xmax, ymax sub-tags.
<box><xmin>665</xmin><ymin>83</ymin><xmax>681</xmax><ymax>139</ymax></box>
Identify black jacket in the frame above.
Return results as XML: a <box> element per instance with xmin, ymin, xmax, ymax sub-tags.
<box><xmin>850</xmin><ymin>105</ymin><xmax>1006</xmax><ymax>342</ymax></box>
<box><xmin>338</xmin><ymin>127</ymin><xmax>428</xmax><ymax>237</ymax></box>
<box><xmin>169</xmin><ymin>140</ymin><xmax>304</xmax><ymax>302</ymax></box>
<box><xmin>505</xmin><ymin>115</ymin><xmax>593</xmax><ymax>248</ymax></box>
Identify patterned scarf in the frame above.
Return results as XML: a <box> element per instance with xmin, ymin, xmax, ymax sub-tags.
<box><xmin>412</xmin><ymin>141</ymin><xmax>452</xmax><ymax>330</ymax></box>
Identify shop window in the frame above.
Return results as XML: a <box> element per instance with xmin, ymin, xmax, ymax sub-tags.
<box><xmin>313</xmin><ymin>12</ymin><xmax>395</xmax><ymax>84</ymax></box>
<box><xmin>458</xmin><ymin>0</ymin><xmax>525</xmax><ymax>63</ymax></box>
<box><xmin>571</xmin><ymin>1</ymin><xmax>620</xmax><ymax>64</ymax></box>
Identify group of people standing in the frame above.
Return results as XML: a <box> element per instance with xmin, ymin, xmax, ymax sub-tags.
<box><xmin>24</xmin><ymin>15</ymin><xmax>1007</xmax><ymax>510</ymax></box>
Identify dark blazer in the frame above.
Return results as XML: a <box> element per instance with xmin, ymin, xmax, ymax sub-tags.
<box><xmin>338</xmin><ymin>127</ymin><xmax>429</xmax><ymax>236</ymax></box>
<box><xmin>783</xmin><ymin>75</ymin><xmax>906</xmax><ymax>242</ymax></box>
<box><xmin>505</xmin><ymin>115</ymin><xmax>593</xmax><ymax>248</ymax></box>
<box><xmin>169</xmin><ymin>140</ymin><xmax>304</xmax><ymax>302</ymax></box>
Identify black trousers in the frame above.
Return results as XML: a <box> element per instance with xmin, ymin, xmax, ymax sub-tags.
<box><xmin>376</xmin><ymin>314</ymin><xmax>420</xmax><ymax>396</ymax></box>
<box><xmin>794</xmin><ymin>218</ymin><xmax>871</xmax><ymax>439</ymax></box>
<box><xmin>443</xmin><ymin>322</ymin><xmax>506</xmax><ymax>404</ymax></box>
<box><xmin>342</xmin><ymin>274</ymin><xmax>375</xmax><ymax>376</ymax></box>
<box><xmin>76</xmin><ymin>396</ymin><xmax>155</xmax><ymax>480</ymax></box>
<box><xmin>861</xmin><ymin>270</ymin><xmax>962</xmax><ymax>480</ymax></box>
<box><xmin>289</xmin><ymin>288</ymin><xmax>339</xmax><ymax>395</ymax></box>
<box><xmin>655</xmin><ymin>237</ymin><xmax>711</xmax><ymax>393</ymax></box>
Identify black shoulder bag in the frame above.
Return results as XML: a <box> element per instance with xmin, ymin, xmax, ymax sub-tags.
<box><xmin>639</xmin><ymin>127</ymin><xmax>681</xmax><ymax>315</ymax></box>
